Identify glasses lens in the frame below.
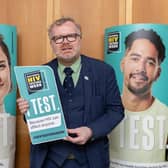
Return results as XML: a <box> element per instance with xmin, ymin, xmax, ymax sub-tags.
<box><xmin>52</xmin><ymin>36</ymin><xmax>63</xmax><ymax>44</ymax></box>
<box><xmin>52</xmin><ymin>33</ymin><xmax>80</xmax><ymax>44</ymax></box>
<box><xmin>67</xmin><ymin>34</ymin><xmax>78</xmax><ymax>42</ymax></box>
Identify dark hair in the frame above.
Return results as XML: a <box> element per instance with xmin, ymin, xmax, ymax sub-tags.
<box><xmin>125</xmin><ymin>29</ymin><xmax>165</xmax><ymax>64</ymax></box>
<box><xmin>48</xmin><ymin>17</ymin><xmax>82</xmax><ymax>39</ymax></box>
<box><xmin>0</xmin><ymin>34</ymin><xmax>11</xmax><ymax>66</ymax></box>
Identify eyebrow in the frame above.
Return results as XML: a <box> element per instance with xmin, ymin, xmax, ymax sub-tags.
<box><xmin>129</xmin><ymin>53</ymin><xmax>141</xmax><ymax>57</ymax></box>
<box><xmin>129</xmin><ymin>53</ymin><xmax>157</xmax><ymax>63</ymax></box>
<box><xmin>0</xmin><ymin>60</ymin><xmax>6</xmax><ymax>63</ymax></box>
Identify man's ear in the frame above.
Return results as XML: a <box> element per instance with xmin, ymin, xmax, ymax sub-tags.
<box><xmin>154</xmin><ymin>66</ymin><xmax>161</xmax><ymax>81</ymax></box>
<box><xmin>121</xmin><ymin>49</ymin><xmax>129</xmax><ymax>72</ymax></box>
<box><xmin>120</xmin><ymin>57</ymin><xmax>125</xmax><ymax>72</ymax></box>
<box><xmin>50</xmin><ymin>39</ymin><xmax>52</xmax><ymax>45</ymax></box>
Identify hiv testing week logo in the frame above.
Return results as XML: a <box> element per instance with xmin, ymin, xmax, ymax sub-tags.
<box><xmin>107</xmin><ymin>32</ymin><xmax>120</xmax><ymax>54</ymax></box>
<box><xmin>24</xmin><ymin>70</ymin><xmax>47</xmax><ymax>94</ymax></box>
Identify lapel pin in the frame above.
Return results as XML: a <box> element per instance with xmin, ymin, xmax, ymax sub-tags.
<box><xmin>84</xmin><ymin>76</ymin><xmax>89</xmax><ymax>80</ymax></box>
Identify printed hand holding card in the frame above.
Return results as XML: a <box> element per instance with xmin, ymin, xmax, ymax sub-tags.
<box><xmin>14</xmin><ymin>66</ymin><xmax>67</xmax><ymax>144</ymax></box>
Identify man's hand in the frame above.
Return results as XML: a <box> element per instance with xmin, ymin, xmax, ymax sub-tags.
<box><xmin>65</xmin><ymin>126</ymin><xmax>93</xmax><ymax>145</ymax></box>
<box><xmin>17</xmin><ymin>98</ymin><xmax>29</xmax><ymax>114</ymax></box>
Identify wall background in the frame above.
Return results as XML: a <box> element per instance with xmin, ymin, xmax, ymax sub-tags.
<box><xmin>0</xmin><ymin>0</ymin><xmax>168</xmax><ymax>167</ymax></box>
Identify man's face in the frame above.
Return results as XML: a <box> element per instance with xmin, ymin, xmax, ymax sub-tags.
<box><xmin>121</xmin><ymin>38</ymin><xmax>160</xmax><ymax>96</ymax></box>
<box><xmin>0</xmin><ymin>47</ymin><xmax>11</xmax><ymax>104</ymax></box>
<box><xmin>50</xmin><ymin>21</ymin><xmax>81</xmax><ymax>65</ymax></box>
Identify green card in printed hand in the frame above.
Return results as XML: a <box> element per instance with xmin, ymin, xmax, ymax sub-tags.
<box><xmin>14</xmin><ymin>65</ymin><xmax>67</xmax><ymax>144</ymax></box>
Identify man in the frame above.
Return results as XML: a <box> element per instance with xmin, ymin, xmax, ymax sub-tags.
<box><xmin>17</xmin><ymin>17</ymin><xmax>124</xmax><ymax>168</ymax></box>
<box><xmin>109</xmin><ymin>29</ymin><xmax>168</xmax><ymax>167</ymax></box>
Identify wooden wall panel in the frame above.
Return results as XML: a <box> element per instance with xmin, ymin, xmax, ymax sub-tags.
<box><xmin>59</xmin><ymin>0</ymin><xmax>120</xmax><ymax>60</ymax></box>
<box><xmin>6</xmin><ymin>0</ymin><xmax>47</xmax><ymax>66</ymax></box>
<box><xmin>0</xmin><ymin>1</ymin><xmax>7</xmax><ymax>23</ymax></box>
<box><xmin>132</xmin><ymin>0</ymin><xmax>168</xmax><ymax>23</ymax></box>
<box><xmin>1</xmin><ymin>1</ymin><xmax>47</xmax><ymax>167</ymax></box>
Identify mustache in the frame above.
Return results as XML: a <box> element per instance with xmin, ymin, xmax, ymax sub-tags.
<box><xmin>129</xmin><ymin>71</ymin><xmax>148</xmax><ymax>81</ymax></box>
<box><xmin>61</xmin><ymin>43</ymin><xmax>72</xmax><ymax>47</ymax></box>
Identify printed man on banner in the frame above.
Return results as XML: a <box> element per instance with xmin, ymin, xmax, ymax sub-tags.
<box><xmin>109</xmin><ymin>29</ymin><xmax>168</xmax><ymax>167</ymax></box>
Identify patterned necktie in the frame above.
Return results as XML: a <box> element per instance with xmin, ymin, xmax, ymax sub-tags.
<box><xmin>63</xmin><ymin>67</ymin><xmax>74</xmax><ymax>93</ymax></box>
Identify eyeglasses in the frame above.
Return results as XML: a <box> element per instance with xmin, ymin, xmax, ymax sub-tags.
<box><xmin>51</xmin><ymin>33</ymin><xmax>81</xmax><ymax>44</ymax></box>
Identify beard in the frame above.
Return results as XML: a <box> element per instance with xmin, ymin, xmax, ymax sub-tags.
<box><xmin>56</xmin><ymin>44</ymin><xmax>81</xmax><ymax>65</ymax></box>
<box><xmin>127</xmin><ymin>83</ymin><xmax>150</xmax><ymax>95</ymax></box>
<box><xmin>127</xmin><ymin>71</ymin><xmax>151</xmax><ymax>95</ymax></box>
<box><xmin>58</xmin><ymin>54</ymin><xmax>79</xmax><ymax>65</ymax></box>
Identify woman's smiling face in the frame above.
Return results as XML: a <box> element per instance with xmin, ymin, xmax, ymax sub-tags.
<box><xmin>0</xmin><ymin>46</ymin><xmax>11</xmax><ymax>104</ymax></box>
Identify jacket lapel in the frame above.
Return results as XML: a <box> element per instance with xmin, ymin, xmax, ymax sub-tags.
<box><xmin>81</xmin><ymin>56</ymin><xmax>93</xmax><ymax>124</ymax></box>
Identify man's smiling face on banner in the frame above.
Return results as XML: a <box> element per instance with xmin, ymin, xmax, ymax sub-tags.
<box><xmin>121</xmin><ymin>38</ymin><xmax>161</xmax><ymax>95</ymax></box>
